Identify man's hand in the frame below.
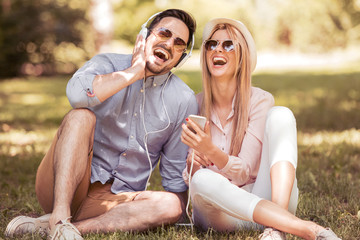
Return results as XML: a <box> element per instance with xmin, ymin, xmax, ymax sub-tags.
<box><xmin>92</xmin><ymin>34</ymin><xmax>147</xmax><ymax>103</ymax></box>
<box><xmin>131</xmin><ymin>34</ymin><xmax>146</xmax><ymax>81</ymax></box>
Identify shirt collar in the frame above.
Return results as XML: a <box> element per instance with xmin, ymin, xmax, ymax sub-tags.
<box><xmin>210</xmin><ymin>94</ymin><xmax>236</xmax><ymax>129</ymax></box>
<box><xmin>144</xmin><ymin>72</ymin><xmax>171</xmax><ymax>88</ymax></box>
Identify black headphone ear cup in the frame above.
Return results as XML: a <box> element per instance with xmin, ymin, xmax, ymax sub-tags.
<box><xmin>175</xmin><ymin>53</ymin><xmax>187</xmax><ymax>67</ymax></box>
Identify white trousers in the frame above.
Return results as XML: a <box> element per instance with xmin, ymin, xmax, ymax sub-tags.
<box><xmin>190</xmin><ymin>106</ymin><xmax>299</xmax><ymax>231</ymax></box>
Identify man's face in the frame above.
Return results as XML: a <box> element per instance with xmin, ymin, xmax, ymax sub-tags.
<box><xmin>144</xmin><ymin>17</ymin><xmax>190</xmax><ymax>76</ymax></box>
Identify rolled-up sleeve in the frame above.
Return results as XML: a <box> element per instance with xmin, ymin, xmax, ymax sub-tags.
<box><xmin>66</xmin><ymin>54</ymin><xmax>119</xmax><ymax>108</ymax></box>
<box><xmin>219</xmin><ymin>89</ymin><xmax>275</xmax><ymax>186</ymax></box>
<box><xmin>160</xmin><ymin>93</ymin><xmax>198</xmax><ymax>192</ymax></box>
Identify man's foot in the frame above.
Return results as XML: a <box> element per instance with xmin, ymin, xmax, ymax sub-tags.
<box><xmin>48</xmin><ymin>218</ymin><xmax>83</xmax><ymax>240</ymax></box>
<box><xmin>259</xmin><ymin>227</ymin><xmax>286</xmax><ymax>240</ymax></box>
<box><xmin>316</xmin><ymin>228</ymin><xmax>341</xmax><ymax>240</ymax></box>
<box><xmin>4</xmin><ymin>214</ymin><xmax>51</xmax><ymax>237</ymax></box>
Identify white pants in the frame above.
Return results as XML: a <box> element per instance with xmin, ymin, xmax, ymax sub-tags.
<box><xmin>190</xmin><ymin>106</ymin><xmax>299</xmax><ymax>231</ymax></box>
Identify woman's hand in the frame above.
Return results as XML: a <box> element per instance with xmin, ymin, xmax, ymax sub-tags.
<box><xmin>181</xmin><ymin>118</ymin><xmax>213</xmax><ymax>156</ymax></box>
<box><xmin>186</xmin><ymin>149</ymin><xmax>210</xmax><ymax>176</ymax></box>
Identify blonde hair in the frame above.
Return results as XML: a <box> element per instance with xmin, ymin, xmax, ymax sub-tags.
<box><xmin>200</xmin><ymin>23</ymin><xmax>252</xmax><ymax>156</ymax></box>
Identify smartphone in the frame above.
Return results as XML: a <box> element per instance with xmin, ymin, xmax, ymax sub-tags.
<box><xmin>188</xmin><ymin>114</ymin><xmax>207</xmax><ymax>132</ymax></box>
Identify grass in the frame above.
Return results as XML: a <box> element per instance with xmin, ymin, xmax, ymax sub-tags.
<box><xmin>0</xmin><ymin>68</ymin><xmax>359</xmax><ymax>239</ymax></box>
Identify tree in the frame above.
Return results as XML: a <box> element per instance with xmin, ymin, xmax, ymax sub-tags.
<box><xmin>0</xmin><ymin>0</ymin><xmax>94</xmax><ymax>77</ymax></box>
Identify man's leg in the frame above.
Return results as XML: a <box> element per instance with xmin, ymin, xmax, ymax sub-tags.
<box><xmin>35</xmin><ymin>108</ymin><xmax>96</xmax><ymax>229</ymax></box>
<box><xmin>73</xmin><ymin>190</ymin><xmax>186</xmax><ymax>233</ymax></box>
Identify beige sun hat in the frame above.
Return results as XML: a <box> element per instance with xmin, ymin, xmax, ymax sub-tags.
<box><xmin>202</xmin><ymin>18</ymin><xmax>257</xmax><ymax>72</ymax></box>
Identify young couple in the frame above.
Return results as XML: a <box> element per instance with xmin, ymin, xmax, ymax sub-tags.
<box><xmin>5</xmin><ymin>9</ymin><xmax>340</xmax><ymax>240</ymax></box>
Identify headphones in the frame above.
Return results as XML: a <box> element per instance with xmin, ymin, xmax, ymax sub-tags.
<box><xmin>139</xmin><ymin>11</ymin><xmax>195</xmax><ymax>69</ymax></box>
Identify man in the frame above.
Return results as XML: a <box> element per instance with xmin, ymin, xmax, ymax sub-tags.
<box><xmin>5</xmin><ymin>9</ymin><xmax>197</xmax><ymax>239</ymax></box>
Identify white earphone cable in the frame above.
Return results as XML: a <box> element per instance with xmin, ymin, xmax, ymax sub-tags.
<box><xmin>142</xmin><ymin>72</ymin><xmax>173</xmax><ymax>191</ymax></box>
<box><xmin>185</xmin><ymin>150</ymin><xmax>195</xmax><ymax>231</ymax></box>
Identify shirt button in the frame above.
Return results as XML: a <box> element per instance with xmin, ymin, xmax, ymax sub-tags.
<box><xmin>130</xmin><ymin>135</ymin><xmax>134</xmax><ymax>139</ymax></box>
<box><xmin>140</xmin><ymin>89</ymin><xmax>144</xmax><ymax>93</ymax></box>
<box><xmin>134</xmin><ymin>113</ymin><xmax>137</xmax><ymax>117</ymax></box>
<box><xmin>222</xmin><ymin>148</ymin><xmax>224</xmax><ymax>151</ymax></box>
<box><xmin>153</xmin><ymin>83</ymin><xmax>157</xmax><ymax>87</ymax></box>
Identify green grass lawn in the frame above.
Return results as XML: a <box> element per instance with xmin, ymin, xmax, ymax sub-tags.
<box><xmin>0</xmin><ymin>69</ymin><xmax>359</xmax><ymax>239</ymax></box>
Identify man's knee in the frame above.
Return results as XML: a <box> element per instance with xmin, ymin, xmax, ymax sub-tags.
<box><xmin>138</xmin><ymin>192</ymin><xmax>183</xmax><ymax>223</ymax></box>
<box><xmin>60</xmin><ymin>109</ymin><xmax>96</xmax><ymax>135</ymax></box>
<box><xmin>159</xmin><ymin>193</ymin><xmax>184</xmax><ymax>222</ymax></box>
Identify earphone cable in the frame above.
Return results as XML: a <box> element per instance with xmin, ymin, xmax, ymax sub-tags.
<box><xmin>185</xmin><ymin>150</ymin><xmax>195</xmax><ymax>232</ymax></box>
<box><xmin>142</xmin><ymin>72</ymin><xmax>173</xmax><ymax>191</ymax></box>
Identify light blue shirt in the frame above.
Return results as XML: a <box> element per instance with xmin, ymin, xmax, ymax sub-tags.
<box><xmin>66</xmin><ymin>53</ymin><xmax>198</xmax><ymax>193</ymax></box>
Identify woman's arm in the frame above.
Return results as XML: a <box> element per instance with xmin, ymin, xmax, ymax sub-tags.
<box><xmin>181</xmin><ymin>119</ymin><xmax>228</xmax><ymax>168</ymax></box>
<box><xmin>181</xmin><ymin>88</ymin><xmax>275</xmax><ymax>186</ymax></box>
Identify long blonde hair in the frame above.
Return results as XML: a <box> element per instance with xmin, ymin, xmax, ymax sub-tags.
<box><xmin>200</xmin><ymin>23</ymin><xmax>252</xmax><ymax>156</ymax></box>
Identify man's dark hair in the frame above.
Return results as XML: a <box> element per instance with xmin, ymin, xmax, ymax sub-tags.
<box><xmin>148</xmin><ymin>9</ymin><xmax>196</xmax><ymax>47</ymax></box>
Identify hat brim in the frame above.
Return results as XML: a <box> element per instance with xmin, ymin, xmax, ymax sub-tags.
<box><xmin>202</xmin><ymin>18</ymin><xmax>257</xmax><ymax>72</ymax></box>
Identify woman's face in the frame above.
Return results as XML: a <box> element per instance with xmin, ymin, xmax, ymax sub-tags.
<box><xmin>205</xmin><ymin>29</ymin><xmax>236</xmax><ymax>80</ymax></box>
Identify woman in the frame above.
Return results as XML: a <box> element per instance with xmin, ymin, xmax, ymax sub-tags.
<box><xmin>181</xmin><ymin>18</ymin><xmax>340</xmax><ymax>240</ymax></box>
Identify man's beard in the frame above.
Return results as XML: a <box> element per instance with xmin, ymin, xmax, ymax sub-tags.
<box><xmin>146</xmin><ymin>60</ymin><xmax>172</xmax><ymax>75</ymax></box>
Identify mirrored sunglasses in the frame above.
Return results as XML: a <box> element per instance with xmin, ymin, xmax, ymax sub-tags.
<box><xmin>204</xmin><ymin>39</ymin><xmax>234</xmax><ymax>52</ymax></box>
<box><xmin>151</xmin><ymin>27</ymin><xmax>187</xmax><ymax>52</ymax></box>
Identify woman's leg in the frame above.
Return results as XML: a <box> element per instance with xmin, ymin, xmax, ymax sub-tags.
<box><xmin>190</xmin><ymin>169</ymin><xmax>262</xmax><ymax>231</ymax></box>
<box><xmin>253</xmin><ymin>200</ymin><xmax>322</xmax><ymax>240</ymax></box>
<box><xmin>251</xmin><ymin>106</ymin><xmax>326</xmax><ymax>239</ymax></box>
<box><xmin>189</xmin><ymin>170</ymin><xmax>328</xmax><ymax>239</ymax></box>
<box><xmin>252</xmin><ymin>106</ymin><xmax>298</xmax><ymax>213</ymax></box>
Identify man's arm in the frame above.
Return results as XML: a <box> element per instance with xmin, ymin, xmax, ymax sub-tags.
<box><xmin>93</xmin><ymin>35</ymin><xmax>146</xmax><ymax>102</ymax></box>
<box><xmin>66</xmin><ymin>35</ymin><xmax>146</xmax><ymax>108</ymax></box>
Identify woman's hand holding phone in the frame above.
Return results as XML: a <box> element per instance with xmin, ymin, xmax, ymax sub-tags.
<box><xmin>181</xmin><ymin>115</ymin><xmax>214</xmax><ymax>162</ymax></box>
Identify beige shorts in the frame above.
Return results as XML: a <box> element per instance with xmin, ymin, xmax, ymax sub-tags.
<box><xmin>35</xmin><ymin>131</ymin><xmax>142</xmax><ymax>221</ymax></box>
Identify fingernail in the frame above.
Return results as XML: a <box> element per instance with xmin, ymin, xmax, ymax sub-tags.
<box><xmin>186</xmin><ymin>118</ymin><xmax>189</xmax><ymax>121</ymax></box>
<box><xmin>211</xmin><ymin>163</ymin><xmax>214</xmax><ymax>166</ymax></box>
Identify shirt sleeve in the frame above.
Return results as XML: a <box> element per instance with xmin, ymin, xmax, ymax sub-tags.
<box><xmin>66</xmin><ymin>54</ymin><xmax>122</xmax><ymax>108</ymax></box>
<box><xmin>220</xmin><ymin>89</ymin><xmax>275</xmax><ymax>186</ymax></box>
<box><xmin>159</xmin><ymin>93</ymin><xmax>198</xmax><ymax>192</ymax></box>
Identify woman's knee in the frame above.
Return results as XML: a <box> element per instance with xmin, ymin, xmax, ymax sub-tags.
<box><xmin>266</xmin><ymin>106</ymin><xmax>296</xmax><ymax>131</ymax></box>
<box><xmin>191</xmin><ymin>169</ymin><xmax>225</xmax><ymax>197</ymax></box>
<box><xmin>267</xmin><ymin>106</ymin><xmax>295</xmax><ymax>124</ymax></box>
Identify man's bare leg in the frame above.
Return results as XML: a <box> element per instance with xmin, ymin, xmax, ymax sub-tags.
<box><xmin>36</xmin><ymin>109</ymin><xmax>96</xmax><ymax>230</ymax></box>
<box><xmin>74</xmin><ymin>191</ymin><xmax>186</xmax><ymax>233</ymax></box>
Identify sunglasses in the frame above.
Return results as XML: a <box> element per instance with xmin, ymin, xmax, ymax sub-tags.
<box><xmin>204</xmin><ymin>39</ymin><xmax>234</xmax><ymax>52</ymax></box>
<box><xmin>151</xmin><ymin>27</ymin><xmax>187</xmax><ymax>52</ymax></box>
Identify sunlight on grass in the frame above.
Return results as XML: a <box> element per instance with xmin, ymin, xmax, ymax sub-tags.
<box><xmin>298</xmin><ymin>129</ymin><xmax>360</xmax><ymax>146</ymax></box>
<box><xmin>9</xmin><ymin>93</ymin><xmax>56</xmax><ymax>105</ymax></box>
<box><xmin>0</xmin><ymin>127</ymin><xmax>56</xmax><ymax>156</ymax></box>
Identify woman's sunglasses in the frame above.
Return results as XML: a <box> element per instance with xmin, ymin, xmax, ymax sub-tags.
<box><xmin>151</xmin><ymin>27</ymin><xmax>187</xmax><ymax>52</ymax></box>
<box><xmin>204</xmin><ymin>40</ymin><xmax>234</xmax><ymax>52</ymax></box>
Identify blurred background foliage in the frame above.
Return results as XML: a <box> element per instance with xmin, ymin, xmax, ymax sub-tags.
<box><xmin>0</xmin><ymin>0</ymin><xmax>359</xmax><ymax>77</ymax></box>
